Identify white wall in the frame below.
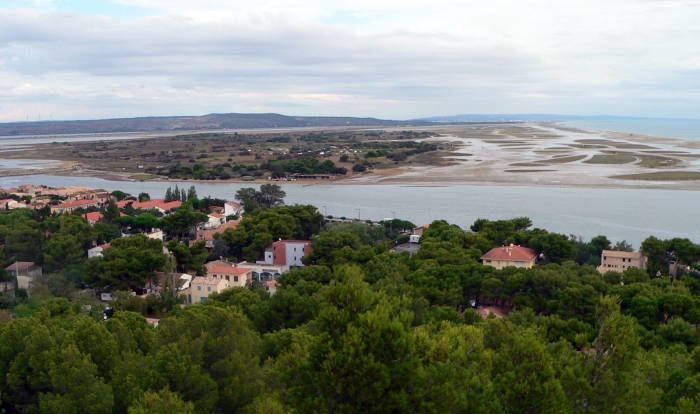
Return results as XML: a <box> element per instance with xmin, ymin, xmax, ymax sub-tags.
<box><xmin>285</xmin><ymin>243</ymin><xmax>306</xmax><ymax>267</ymax></box>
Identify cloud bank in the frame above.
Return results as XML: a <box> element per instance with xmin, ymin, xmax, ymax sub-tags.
<box><xmin>0</xmin><ymin>0</ymin><xmax>699</xmax><ymax>121</ymax></box>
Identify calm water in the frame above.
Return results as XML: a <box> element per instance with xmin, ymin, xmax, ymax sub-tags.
<box><xmin>1</xmin><ymin>175</ymin><xmax>698</xmax><ymax>248</ymax></box>
<box><xmin>562</xmin><ymin>119</ymin><xmax>700</xmax><ymax>141</ymax></box>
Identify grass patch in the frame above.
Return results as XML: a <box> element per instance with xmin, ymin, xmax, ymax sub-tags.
<box><xmin>567</xmin><ymin>144</ymin><xmax>608</xmax><ymax>149</ymax></box>
<box><xmin>584</xmin><ymin>155</ymin><xmax>638</xmax><ymax>165</ymax></box>
<box><xmin>635</xmin><ymin>155</ymin><xmax>682</xmax><ymax>168</ymax></box>
<box><xmin>607</xmin><ymin>143</ymin><xmax>656</xmax><ymax>149</ymax></box>
<box><xmin>506</xmin><ymin>169</ymin><xmax>557</xmax><ymax>173</ymax></box>
<box><xmin>540</xmin><ymin>155</ymin><xmax>587</xmax><ymax>164</ymax></box>
<box><xmin>534</xmin><ymin>150</ymin><xmax>571</xmax><ymax>155</ymax></box>
<box><xmin>129</xmin><ymin>174</ymin><xmax>154</xmax><ymax>180</ymax></box>
<box><xmin>509</xmin><ymin>163</ymin><xmax>547</xmax><ymax>167</ymax></box>
<box><xmin>611</xmin><ymin>172</ymin><xmax>700</xmax><ymax>181</ymax></box>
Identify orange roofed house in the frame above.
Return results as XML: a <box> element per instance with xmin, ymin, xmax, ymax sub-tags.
<box><xmin>481</xmin><ymin>244</ymin><xmax>539</xmax><ymax>270</ymax></box>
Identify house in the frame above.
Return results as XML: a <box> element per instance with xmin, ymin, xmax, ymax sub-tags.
<box><xmin>191</xmin><ymin>219</ymin><xmax>241</xmax><ymax>250</ymax></box>
<box><xmin>6</xmin><ymin>262</ymin><xmax>42</xmax><ymax>289</ymax></box>
<box><xmin>205</xmin><ymin>212</ymin><xmax>226</xmax><ymax>229</ymax></box>
<box><xmin>0</xmin><ymin>199</ymin><xmax>14</xmax><ymax>210</ymax></box>
<box><xmin>50</xmin><ymin>199</ymin><xmax>102</xmax><ymax>214</ymax></box>
<box><xmin>264</xmin><ymin>280</ymin><xmax>280</xmax><ymax>296</ymax></box>
<box><xmin>206</xmin><ymin>265</ymin><xmax>253</xmax><ymax>288</ymax></box>
<box><xmin>146</xmin><ymin>230</ymin><xmax>163</xmax><ymax>241</ymax></box>
<box><xmin>225</xmin><ymin>261</ymin><xmax>289</xmax><ymax>282</ymax></box>
<box><xmin>597</xmin><ymin>250</ymin><xmax>647</xmax><ymax>273</ymax></box>
<box><xmin>481</xmin><ymin>245</ymin><xmax>538</xmax><ymax>270</ymax></box>
<box><xmin>263</xmin><ymin>240</ymin><xmax>311</xmax><ymax>267</ymax></box>
<box><xmin>187</xmin><ymin>276</ymin><xmax>230</xmax><ymax>303</ymax></box>
<box><xmin>88</xmin><ymin>242</ymin><xmax>110</xmax><ymax>258</ymax></box>
<box><xmin>412</xmin><ymin>224</ymin><xmax>430</xmax><ymax>237</ymax></box>
<box><xmin>82</xmin><ymin>212</ymin><xmax>103</xmax><ymax>225</ymax></box>
<box><xmin>224</xmin><ymin>201</ymin><xmax>244</xmax><ymax>217</ymax></box>
<box><xmin>117</xmin><ymin>199</ymin><xmax>183</xmax><ymax>214</ymax></box>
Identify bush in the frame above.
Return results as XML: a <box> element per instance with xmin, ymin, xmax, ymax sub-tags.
<box><xmin>352</xmin><ymin>164</ymin><xmax>367</xmax><ymax>173</ymax></box>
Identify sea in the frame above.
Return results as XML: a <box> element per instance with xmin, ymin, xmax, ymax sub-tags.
<box><xmin>562</xmin><ymin>118</ymin><xmax>700</xmax><ymax>141</ymax></box>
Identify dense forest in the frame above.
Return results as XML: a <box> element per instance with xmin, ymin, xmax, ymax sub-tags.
<box><xmin>1</xmin><ymin>197</ymin><xmax>700</xmax><ymax>413</ymax></box>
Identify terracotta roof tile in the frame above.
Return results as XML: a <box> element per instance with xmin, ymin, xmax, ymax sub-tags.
<box><xmin>481</xmin><ymin>245</ymin><xmax>538</xmax><ymax>261</ymax></box>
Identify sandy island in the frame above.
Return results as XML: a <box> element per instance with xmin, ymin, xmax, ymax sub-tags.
<box><xmin>2</xmin><ymin>123</ymin><xmax>700</xmax><ymax>190</ymax></box>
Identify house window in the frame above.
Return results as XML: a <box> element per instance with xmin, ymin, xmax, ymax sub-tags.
<box><xmin>207</xmin><ymin>286</ymin><xmax>211</xmax><ymax>291</ymax></box>
<box><xmin>234</xmin><ymin>276</ymin><xmax>239</xmax><ymax>282</ymax></box>
<box><xmin>225</xmin><ymin>275</ymin><xmax>229</xmax><ymax>281</ymax></box>
<box><xmin>197</xmin><ymin>286</ymin><xmax>201</xmax><ymax>291</ymax></box>
<box><xmin>274</xmin><ymin>255</ymin><xmax>276</xmax><ymax>259</ymax></box>
<box><xmin>294</xmin><ymin>247</ymin><xmax>297</xmax><ymax>252</ymax></box>
<box><xmin>201</xmin><ymin>297</ymin><xmax>207</xmax><ymax>302</ymax></box>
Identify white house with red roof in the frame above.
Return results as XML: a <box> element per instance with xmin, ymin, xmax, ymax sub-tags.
<box><xmin>224</xmin><ymin>201</ymin><xmax>244</xmax><ymax>217</ymax></box>
<box><xmin>263</xmin><ymin>240</ymin><xmax>311</xmax><ymax>267</ymax></box>
<box><xmin>82</xmin><ymin>212</ymin><xmax>103</xmax><ymax>225</ymax></box>
<box><xmin>481</xmin><ymin>244</ymin><xmax>539</xmax><ymax>269</ymax></box>
<box><xmin>88</xmin><ymin>242</ymin><xmax>111</xmax><ymax>258</ymax></box>
<box><xmin>205</xmin><ymin>212</ymin><xmax>226</xmax><ymax>229</ymax></box>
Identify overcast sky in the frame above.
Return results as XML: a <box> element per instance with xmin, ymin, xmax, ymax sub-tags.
<box><xmin>0</xmin><ymin>0</ymin><xmax>699</xmax><ymax>121</ymax></box>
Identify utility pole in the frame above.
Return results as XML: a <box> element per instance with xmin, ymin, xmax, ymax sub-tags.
<box><xmin>391</xmin><ymin>211</ymin><xmax>395</xmax><ymax>237</ymax></box>
<box><xmin>323</xmin><ymin>205</ymin><xmax>327</xmax><ymax>217</ymax></box>
<box><xmin>356</xmin><ymin>208</ymin><xmax>360</xmax><ymax>221</ymax></box>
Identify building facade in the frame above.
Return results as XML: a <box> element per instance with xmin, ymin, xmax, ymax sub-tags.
<box><xmin>597</xmin><ymin>250</ymin><xmax>647</xmax><ymax>273</ymax></box>
<box><xmin>188</xmin><ymin>276</ymin><xmax>230</xmax><ymax>303</ymax></box>
<box><xmin>264</xmin><ymin>240</ymin><xmax>310</xmax><ymax>267</ymax></box>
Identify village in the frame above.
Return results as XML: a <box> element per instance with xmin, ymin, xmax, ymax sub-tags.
<box><xmin>0</xmin><ymin>182</ymin><xmax>664</xmax><ymax>323</ymax></box>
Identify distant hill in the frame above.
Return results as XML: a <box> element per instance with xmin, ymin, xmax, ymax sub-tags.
<box><xmin>0</xmin><ymin>113</ymin><xmax>429</xmax><ymax>136</ymax></box>
<box><xmin>416</xmin><ymin>114</ymin><xmax>650</xmax><ymax>122</ymax></box>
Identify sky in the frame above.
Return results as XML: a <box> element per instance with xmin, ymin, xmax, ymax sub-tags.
<box><xmin>0</xmin><ymin>0</ymin><xmax>699</xmax><ymax>121</ymax></box>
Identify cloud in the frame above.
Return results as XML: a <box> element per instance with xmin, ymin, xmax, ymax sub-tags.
<box><xmin>0</xmin><ymin>1</ymin><xmax>699</xmax><ymax>120</ymax></box>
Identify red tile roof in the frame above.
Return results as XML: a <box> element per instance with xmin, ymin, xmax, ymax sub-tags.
<box><xmin>5</xmin><ymin>262</ymin><xmax>35</xmax><ymax>271</ymax></box>
<box><xmin>208</xmin><ymin>212</ymin><xmax>224</xmax><ymax>218</ymax></box>
<box><xmin>273</xmin><ymin>240</ymin><xmax>310</xmax><ymax>245</ymax></box>
<box><xmin>207</xmin><ymin>266</ymin><xmax>251</xmax><ymax>275</ymax></box>
<box><xmin>82</xmin><ymin>212</ymin><xmax>103</xmax><ymax>221</ymax></box>
<box><xmin>225</xmin><ymin>201</ymin><xmax>241</xmax><ymax>207</ymax></box>
<box><xmin>481</xmin><ymin>245</ymin><xmax>538</xmax><ymax>261</ymax></box>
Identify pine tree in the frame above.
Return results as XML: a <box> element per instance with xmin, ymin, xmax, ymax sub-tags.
<box><xmin>187</xmin><ymin>186</ymin><xmax>197</xmax><ymax>201</ymax></box>
<box><xmin>164</xmin><ymin>188</ymin><xmax>173</xmax><ymax>202</ymax></box>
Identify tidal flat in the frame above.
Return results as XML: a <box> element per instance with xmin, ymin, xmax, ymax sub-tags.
<box><xmin>2</xmin><ymin>123</ymin><xmax>700</xmax><ymax>190</ymax></box>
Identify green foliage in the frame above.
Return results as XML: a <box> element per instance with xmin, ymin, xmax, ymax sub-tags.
<box><xmin>84</xmin><ymin>234</ymin><xmax>166</xmax><ymax>291</ymax></box>
<box><xmin>221</xmin><ymin>204</ymin><xmax>322</xmax><ymax>261</ymax></box>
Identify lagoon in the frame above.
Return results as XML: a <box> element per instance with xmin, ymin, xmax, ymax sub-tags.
<box><xmin>1</xmin><ymin>174</ymin><xmax>698</xmax><ymax>248</ymax></box>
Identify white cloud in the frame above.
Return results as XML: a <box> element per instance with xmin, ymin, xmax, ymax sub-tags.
<box><xmin>0</xmin><ymin>1</ymin><xmax>699</xmax><ymax>121</ymax></box>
